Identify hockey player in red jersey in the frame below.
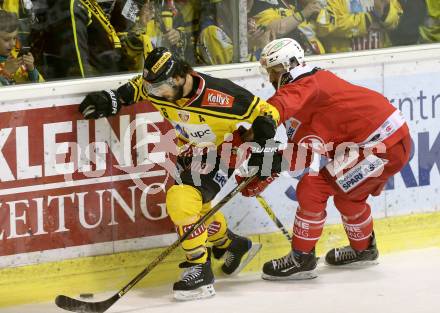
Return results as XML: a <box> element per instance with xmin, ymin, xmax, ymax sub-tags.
<box><xmin>241</xmin><ymin>38</ymin><xmax>412</xmax><ymax>280</ymax></box>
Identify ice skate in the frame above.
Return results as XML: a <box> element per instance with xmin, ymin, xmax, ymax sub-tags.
<box><xmin>212</xmin><ymin>230</ymin><xmax>262</xmax><ymax>276</ymax></box>
<box><xmin>262</xmin><ymin>249</ymin><xmax>318</xmax><ymax>280</ymax></box>
<box><xmin>173</xmin><ymin>260</ymin><xmax>215</xmax><ymax>301</ymax></box>
<box><xmin>325</xmin><ymin>233</ymin><xmax>379</xmax><ymax>266</ymax></box>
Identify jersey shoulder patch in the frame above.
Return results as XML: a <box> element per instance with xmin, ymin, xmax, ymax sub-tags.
<box><xmin>192</xmin><ymin>73</ymin><xmax>255</xmax><ymax>116</ymax></box>
<box><xmin>201</xmin><ymin>88</ymin><xmax>234</xmax><ymax>108</ymax></box>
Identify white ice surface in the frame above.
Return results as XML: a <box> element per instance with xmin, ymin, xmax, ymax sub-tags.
<box><xmin>3</xmin><ymin>248</ymin><xmax>440</xmax><ymax>313</ymax></box>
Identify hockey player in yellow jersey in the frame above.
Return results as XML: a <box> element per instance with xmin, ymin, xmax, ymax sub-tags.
<box><xmin>79</xmin><ymin>47</ymin><xmax>280</xmax><ymax>300</ymax></box>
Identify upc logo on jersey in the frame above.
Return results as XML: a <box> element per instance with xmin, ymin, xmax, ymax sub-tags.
<box><xmin>202</xmin><ymin>89</ymin><xmax>234</xmax><ymax>108</ymax></box>
<box><xmin>173</xmin><ymin>122</ymin><xmax>216</xmax><ymax>143</ymax></box>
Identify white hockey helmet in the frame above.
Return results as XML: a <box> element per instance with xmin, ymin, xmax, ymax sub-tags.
<box><xmin>260</xmin><ymin>38</ymin><xmax>305</xmax><ymax>71</ymax></box>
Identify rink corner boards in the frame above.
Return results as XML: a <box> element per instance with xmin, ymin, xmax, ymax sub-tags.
<box><xmin>1</xmin><ymin>211</ymin><xmax>440</xmax><ymax>308</ymax></box>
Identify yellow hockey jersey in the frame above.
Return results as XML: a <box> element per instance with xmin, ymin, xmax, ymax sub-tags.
<box><xmin>1</xmin><ymin>0</ymin><xmax>20</xmax><ymax>14</ymax></box>
<box><xmin>176</xmin><ymin>0</ymin><xmax>201</xmax><ymax>35</ymax></box>
<box><xmin>250</xmin><ymin>0</ymin><xmax>325</xmax><ymax>55</ymax></box>
<box><xmin>197</xmin><ymin>24</ymin><xmax>234</xmax><ymax>65</ymax></box>
<box><xmin>315</xmin><ymin>0</ymin><xmax>402</xmax><ymax>53</ymax></box>
<box><xmin>117</xmin><ymin>71</ymin><xmax>280</xmax><ymax>149</ymax></box>
<box><xmin>120</xmin><ymin>3</ymin><xmax>187</xmax><ymax>70</ymax></box>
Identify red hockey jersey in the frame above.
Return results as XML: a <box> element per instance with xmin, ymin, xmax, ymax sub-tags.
<box><xmin>267</xmin><ymin>65</ymin><xmax>410</xmax><ymax>171</ymax></box>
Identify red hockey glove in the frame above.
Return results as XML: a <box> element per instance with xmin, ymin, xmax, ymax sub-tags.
<box><xmin>236</xmin><ymin>173</ymin><xmax>279</xmax><ymax>197</ymax></box>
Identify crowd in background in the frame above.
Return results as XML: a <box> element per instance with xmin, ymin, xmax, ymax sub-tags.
<box><xmin>0</xmin><ymin>0</ymin><xmax>439</xmax><ymax>86</ymax></box>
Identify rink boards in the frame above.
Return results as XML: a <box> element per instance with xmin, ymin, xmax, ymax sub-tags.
<box><xmin>0</xmin><ymin>44</ymin><xmax>440</xmax><ymax>307</ymax></box>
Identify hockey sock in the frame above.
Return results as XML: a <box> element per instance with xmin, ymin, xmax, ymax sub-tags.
<box><xmin>292</xmin><ymin>208</ymin><xmax>326</xmax><ymax>253</ymax></box>
<box><xmin>341</xmin><ymin>204</ymin><xmax>373</xmax><ymax>251</ymax></box>
<box><xmin>167</xmin><ymin>185</ymin><xmax>209</xmax><ymax>263</ymax></box>
<box><xmin>204</xmin><ymin>204</ymin><xmax>231</xmax><ymax>249</ymax></box>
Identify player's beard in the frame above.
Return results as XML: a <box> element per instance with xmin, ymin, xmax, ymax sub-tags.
<box><xmin>168</xmin><ymin>78</ymin><xmax>186</xmax><ymax>101</ymax></box>
<box><xmin>273</xmin><ymin>72</ymin><xmax>294</xmax><ymax>90</ymax></box>
<box><xmin>271</xmin><ymin>75</ymin><xmax>282</xmax><ymax>90</ymax></box>
<box><xmin>172</xmin><ymin>84</ymin><xmax>185</xmax><ymax>101</ymax></box>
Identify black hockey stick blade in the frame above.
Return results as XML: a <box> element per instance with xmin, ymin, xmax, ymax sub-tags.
<box><xmin>55</xmin><ymin>293</ymin><xmax>118</xmax><ymax>313</ymax></box>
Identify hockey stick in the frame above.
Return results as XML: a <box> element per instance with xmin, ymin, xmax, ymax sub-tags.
<box><xmin>257</xmin><ymin>195</ymin><xmax>322</xmax><ymax>262</ymax></box>
<box><xmin>55</xmin><ymin>174</ymin><xmax>257</xmax><ymax>313</ymax></box>
<box><xmin>256</xmin><ymin>195</ymin><xmax>292</xmax><ymax>241</ymax></box>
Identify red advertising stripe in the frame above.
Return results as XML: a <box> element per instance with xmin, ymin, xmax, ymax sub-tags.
<box><xmin>0</xmin><ymin>102</ymin><xmax>176</xmax><ymax>257</ymax></box>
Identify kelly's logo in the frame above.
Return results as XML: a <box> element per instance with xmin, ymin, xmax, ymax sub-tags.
<box><xmin>202</xmin><ymin>89</ymin><xmax>234</xmax><ymax>108</ymax></box>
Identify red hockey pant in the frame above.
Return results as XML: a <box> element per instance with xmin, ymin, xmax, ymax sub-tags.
<box><xmin>292</xmin><ymin>135</ymin><xmax>412</xmax><ymax>252</ymax></box>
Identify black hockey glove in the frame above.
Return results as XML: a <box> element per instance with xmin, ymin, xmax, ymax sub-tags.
<box><xmin>248</xmin><ymin>139</ymin><xmax>285</xmax><ymax>179</ymax></box>
<box><xmin>79</xmin><ymin>90</ymin><xmax>121</xmax><ymax>119</ymax></box>
<box><xmin>252</xmin><ymin>115</ymin><xmax>277</xmax><ymax>146</ymax></box>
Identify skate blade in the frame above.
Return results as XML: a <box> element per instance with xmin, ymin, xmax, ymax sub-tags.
<box><xmin>261</xmin><ymin>269</ymin><xmax>318</xmax><ymax>281</ymax></box>
<box><xmin>227</xmin><ymin>242</ymin><xmax>262</xmax><ymax>276</ymax></box>
<box><xmin>174</xmin><ymin>284</ymin><xmax>216</xmax><ymax>301</ymax></box>
<box><xmin>325</xmin><ymin>259</ymin><xmax>379</xmax><ymax>267</ymax></box>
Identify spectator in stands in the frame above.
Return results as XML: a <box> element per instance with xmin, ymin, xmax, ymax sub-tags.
<box><xmin>0</xmin><ymin>10</ymin><xmax>43</xmax><ymax>86</ymax></box>
<box><xmin>31</xmin><ymin>0</ymin><xmax>123</xmax><ymax>79</ymax></box>
<box><xmin>174</xmin><ymin>0</ymin><xmax>201</xmax><ymax>64</ymax></box>
<box><xmin>419</xmin><ymin>0</ymin><xmax>440</xmax><ymax>43</ymax></box>
<box><xmin>389</xmin><ymin>0</ymin><xmax>426</xmax><ymax>46</ymax></box>
<box><xmin>247</xmin><ymin>13</ymin><xmax>272</xmax><ymax>61</ymax></box>
<box><xmin>196</xmin><ymin>0</ymin><xmax>234</xmax><ymax>65</ymax></box>
<box><xmin>315</xmin><ymin>0</ymin><xmax>403</xmax><ymax>53</ymax></box>
<box><xmin>250</xmin><ymin>0</ymin><xmax>326</xmax><ymax>56</ymax></box>
<box><xmin>128</xmin><ymin>0</ymin><xmax>187</xmax><ymax>59</ymax></box>
<box><xmin>116</xmin><ymin>0</ymin><xmax>154</xmax><ymax>71</ymax></box>
<box><xmin>0</xmin><ymin>0</ymin><xmax>38</xmax><ymax>46</ymax></box>
<box><xmin>197</xmin><ymin>0</ymin><xmax>279</xmax><ymax>65</ymax></box>
<box><xmin>69</xmin><ymin>0</ymin><xmax>175</xmax><ymax>72</ymax></box>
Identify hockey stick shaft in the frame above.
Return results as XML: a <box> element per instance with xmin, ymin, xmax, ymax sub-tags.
<box><xmin>55</xmin><ymin>174</ymin><xmax>257</xmax><ymax>313</ymax></box>
<box><xmin>256</xmin><ymin>195</ymin><xmax>292</xmax><ymax>241</ymax></box>
<box><xmin>117</xmin><ymin>174</ymin><xmax>256</xmax><ymax>297</ymax></box>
